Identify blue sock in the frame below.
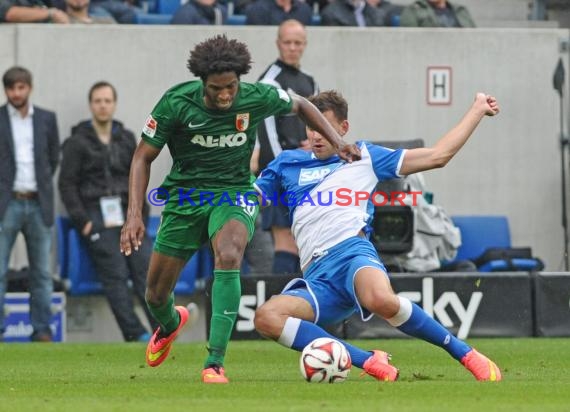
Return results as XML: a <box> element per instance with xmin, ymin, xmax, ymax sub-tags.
<box><xmin>389</xmin><ymin>297</ymin><xmax>471</xmax><ymax>360</ymax></box>
<box><xmin>280</xmin><ymin>318</ymin><xmax>372</xmax><ymax>368</ymax></box>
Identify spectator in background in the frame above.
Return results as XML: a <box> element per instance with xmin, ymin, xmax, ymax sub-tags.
<box><xmin>231</xmin><ymin>0</ymin><xmax>254</xmax><ymax>14</ymax></box>
<box><xmin>245</xmin><ymin>0</ymin><xmax>312</xmax><ymax>26</ymax></box>
<box><xmin>400</xmin><ymin>0</ymin><xmax>475</xmax><ymax>27</ymax></box>
<box><xmin>0</xmin><ymin>67</ymin><xmax>60</xmax><ymax>342</ymax></box>
<box><xmin>171</xmin><ymin>0</ymin><xmax>226</xmax><ymax>25</ymax></box>
<box><xmin>0</xmin><ymin>0</ymin><xmax>70</xmax><ymax>22</ymax></box>
<box><xmin>58</xmin><ymin>81</ymin><xmax>157</xmax><ymax>342</ymax></box>
<box><xmin>49</xmin><ymin>0</ymin><xmax>114</xmax><ymax>20</ymax></box>
<box><xmin>65</xmin><ymin>0</ymin><xmax>116</xmax><ymax>22</ymax></box>
<box><xmin>367</xmin><ymin>0</ymin><xmax>402</xmax><ymax>26</ymax></box>
<box><xmin>320</xmin><ymin>0</ymin><xmax>387</xmax><ymax>27</ymax></box>
<box><xmin>305</xmin><ymin>0</ymin><xmax>330</xmax><ymax>16</ymax></box>
<box><xmin>88</xmin><ymin>0</ymin><xmax>137</xmax><ymax>23</ymax></box>
<box><xmin>250</xmin><ymin>19</ymin><xmax>318</xmax><ymax>275</ymax></box>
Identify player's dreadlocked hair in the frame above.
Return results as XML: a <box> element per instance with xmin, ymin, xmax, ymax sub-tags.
<box><xmin>187</xmin><ymin>35</ymin><xmax>252</xmax><ymax>82</ymax></box>
<box><xmin>308</xmin><ymin>90</ymin><xmax>348</xmax><ymax>122</ymax></box>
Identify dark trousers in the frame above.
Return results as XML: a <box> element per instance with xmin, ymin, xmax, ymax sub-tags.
<box><xmin>85</xmin><ymin>208</ymin><xmax>158</xmax><ymax>341</ymax></box>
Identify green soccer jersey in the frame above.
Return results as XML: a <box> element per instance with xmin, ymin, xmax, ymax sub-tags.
<box><xmin>141</xmin><ymin>80</ymin><xmax>293</xmax><ymax>193</ymax></box>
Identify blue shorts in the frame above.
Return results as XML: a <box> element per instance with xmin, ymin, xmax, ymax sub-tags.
<box><xmin>261</xmin><ymin>202</ymin><xmax>291</xmax><ymax>231</ymax></box>
<box><xmin>281</xmin><ymin>236</ymin><xmax>388</xmax><ymax>326</ymax></box>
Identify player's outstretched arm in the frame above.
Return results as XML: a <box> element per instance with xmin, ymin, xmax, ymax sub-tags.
<box><xmin>291</xmin><ymin>94</ymin><xmax>361</xmax><ymax>162</ymax></box>
<box><xmin>400</xmin><ymin>93</ymin><xmax>499</xmax><ymax>176</ymax></box>
<box><xmin>120</xmin><ymin>141</ymin><xmax>161</xmax><ymax>256</ymax></box>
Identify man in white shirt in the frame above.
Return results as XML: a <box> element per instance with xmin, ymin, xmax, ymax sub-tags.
<box><xmin>0</xmin><ymin>66</ymin><xmax>60</xmax><ymax>342</ymax></box>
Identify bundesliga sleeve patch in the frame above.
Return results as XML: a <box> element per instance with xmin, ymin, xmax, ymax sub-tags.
<box><xmin>142</xmin><ymin>115</ymin><xmax>157</xmax><ymax>138</ymax></box>
<box><xmin>277</xmin><ymin>88</ymin><xmax>291</xmax><ymax>102</ymax></box>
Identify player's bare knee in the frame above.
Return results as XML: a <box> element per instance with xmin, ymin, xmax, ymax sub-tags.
<box><xmin>253</xmin><ymin>305</ymin><xmax>270</xmax><ymax>334</ymax></box>
<box><xmin>366</xmin><ymin>290</ymin><xmax>399</xmax><ymax>319</ymax></box>
<box><xmin>254</xmin><ymin>305</ymin><xmax>280</xmax><ymax>339</ymax></box>
<box><xmin>214</xmin><ymin>247</ymin><xmax>242</xmax><ymax>269</ymax></box>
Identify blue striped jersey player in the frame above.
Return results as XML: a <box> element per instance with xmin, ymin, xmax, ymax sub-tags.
<box><xmin>253</xmin><ymin>90</ymin><xmax>503</xmax><ymax>382</ymax></box>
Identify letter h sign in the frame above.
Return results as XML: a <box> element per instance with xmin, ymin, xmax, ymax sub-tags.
<box><xmin>427</xmin><ymin>66</ymin><xmax>452</xmax><ymax>106</ymax></box>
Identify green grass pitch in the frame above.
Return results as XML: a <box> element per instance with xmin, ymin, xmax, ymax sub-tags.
<box><xmin>1</xmin><ymin>338</ymin><xmax>569</xmax><ymax>412</ymax></box>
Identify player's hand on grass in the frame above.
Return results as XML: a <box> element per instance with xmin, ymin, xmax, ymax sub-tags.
<box><xmin>338</xmin><ymin>143</ymin><xmax>361</xmax><ymax>162</ymax></box>
<box><xmin>120</xmin><ymin>216</ymin><xmax>145</xmax><ymax>256</ymax></box>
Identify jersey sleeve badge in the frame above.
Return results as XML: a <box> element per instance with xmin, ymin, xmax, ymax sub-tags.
<box><xmin>142</xmin><ymin>115</ymin><xmax>157</xmax><ymax>138</ymax></box>
<box><xmin>236</xmin><ymin>113</ymin><xmax>250</xmax><ymax>132</ymax></box>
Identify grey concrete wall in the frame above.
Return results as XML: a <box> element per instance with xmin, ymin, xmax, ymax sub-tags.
<box><xmin>0</xmin><ymin>26</ymin><xmax>15</xmax><ymax>72</ymax></box>
<box><xmin>0</xmin><ymin>24</ymin><xmax>568</xmax><ymax>275</ymax></box>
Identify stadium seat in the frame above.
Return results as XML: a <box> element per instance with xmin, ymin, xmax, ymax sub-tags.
<box><xmin>477</xmin><ymin>256</ymin><xmax>542</xmax><ymax>272</ymax></box>
<box><xmin>226</xmin><ymin>14</ymin><xmax>246</xmax><ymax>25</ymax></box>
<box><xmin>310</xmin><ymin>14</ymin><xmax>321</xmax><ymax>26</ymax></box>
<box><xmin>155</xmin><ymin>0</ymin><xmax>181</xmax><ymax>14</ymax></box>
<box><xmin>134</xmin><ymin>12</ymin><xmax>172</xmax><ymax>24</ymax></box>
<box><xmin>56</xmin><ymin>216</ymin><xmax>71</xmax><ymax>280</ymax></box>
<box><xmin>451</xmin><ymin>215</ymin><xmax>511</xmax><ymax>262</ymax></box>
<box><xmin>58</xmin><ymin>215</ymin><xmax>199</xmax><ymax>296</ymax></box>
<box><xmin>447</xmin><ymin>215</ymin><xmax>543</xmax><ymax>272</ymax></box>
<box><xmin>145</xmin><ymin>215</ymin><xmax>161</xmax><ymax>239</ymax></box>
<box><xmin>66</xmin><ymin>227</ymin><xmax>104</xmax><ymax>295</ymax></box>
<box><xmin>390</xmin><ymin>13</ymin><xmax>400</xmax><ymax>27</ymax></box>
<box><xmin>388</xmin><ymin>5</ymin><xmax>403</xmax><ymax>26</ymax></box>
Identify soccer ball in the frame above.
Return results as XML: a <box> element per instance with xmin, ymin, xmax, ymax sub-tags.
<box><xmin>300</xmin><ymin>337</ymin><xmax>352</xmax><ymax>383</ymax></box>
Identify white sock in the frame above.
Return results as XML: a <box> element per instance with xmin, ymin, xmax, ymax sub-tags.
<box><xmin>386</xmin><ymin>296</ymin><xmax>413</xmax><ymax>327</ymax></box>
<box><xmin>277</xmin><ymin>317</ymin><xmax>301</xmax><ymax>348</ymax></box>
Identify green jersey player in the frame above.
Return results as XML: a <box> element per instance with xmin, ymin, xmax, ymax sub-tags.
<box><xmin>120</xmin><ymin>34</ymin><xmax>360</xmax><ymax>384</ymax></box>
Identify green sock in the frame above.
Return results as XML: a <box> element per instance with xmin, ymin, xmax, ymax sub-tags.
<box><xmin>146</xmin><ymin>293</ymin><xmax>180</xmax><ymax>335</ymax></box>
<box><xmin>205</xmin><ymin>269</ymin><xmax>241</xmax><ymax>367</ymax></box>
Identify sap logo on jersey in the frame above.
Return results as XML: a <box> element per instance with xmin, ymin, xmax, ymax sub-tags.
<box><xmin>298</xmin><ymin>165</ymin><xmax>338</xmax><ymax>186</ymax></box>
<box><xmin>191</xmin><ymin>133</ymin><xmax>247</xmax><ymax>148</ymax></box>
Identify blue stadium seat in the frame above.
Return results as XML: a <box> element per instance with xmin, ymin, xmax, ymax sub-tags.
<box><xmin>390</xmin><ymin>14</ymin><xmax>400</xmax><ymax>27</ymax></box>
<box><xmin>134</xmin><ymin>12</ymin><xmax>172</xmax><ymax>24</ymax></box>
<box><xmin>155</xmin><ymin>0</ymin><xmax>180</xmax><ymax>14</ymax></box>
<box><xmin>56</xmin><ymin>216</ymin><xmax>71</xmax><ymax>280</ymax></box>
<box><xmin>145</xmin><ymin>215</ymin><xmax>161</xmax><ymax>239</ymax></box>
<box><xmin>477</xmin><ymin>257</ymin><xmax>542</xmax><ymax>272</ymax></box>
<box><xmin>448</xmin><ymin>215</ymin><xmax>543</xmax><ymax>272</ymax></box>
<box><xmin>58</xmin><ymin>215</ymin><xmax>199</xmax><ymax>296</ymax></box>
<box><xmin>310</xmin><ymin>14</ymin><xmax>321</xmax><ymax>25</ymax></box>
<box><xmin>451</xmin><ymin>215</ymin><xmax>511</xmax><ymax>262</ymax></box>
<box><xmin>226</xmin><ymin>14</ymin><xmax>246</xmax><ymax>25</ymax></box>
<box><xmin>174</xmin><ymin>255</ymin><xmax>199</xmax><ymax>295</ymax></box>
<box><xmin>67</xmin><ymin>227</ymin><xmax>104</xmax><ymax>295</ymax></box>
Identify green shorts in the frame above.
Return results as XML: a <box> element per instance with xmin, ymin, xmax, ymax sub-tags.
<box><xmin>153</xmin><ymin>195</ymin><xmax>259</xmax><ymax>261</ymax></box>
